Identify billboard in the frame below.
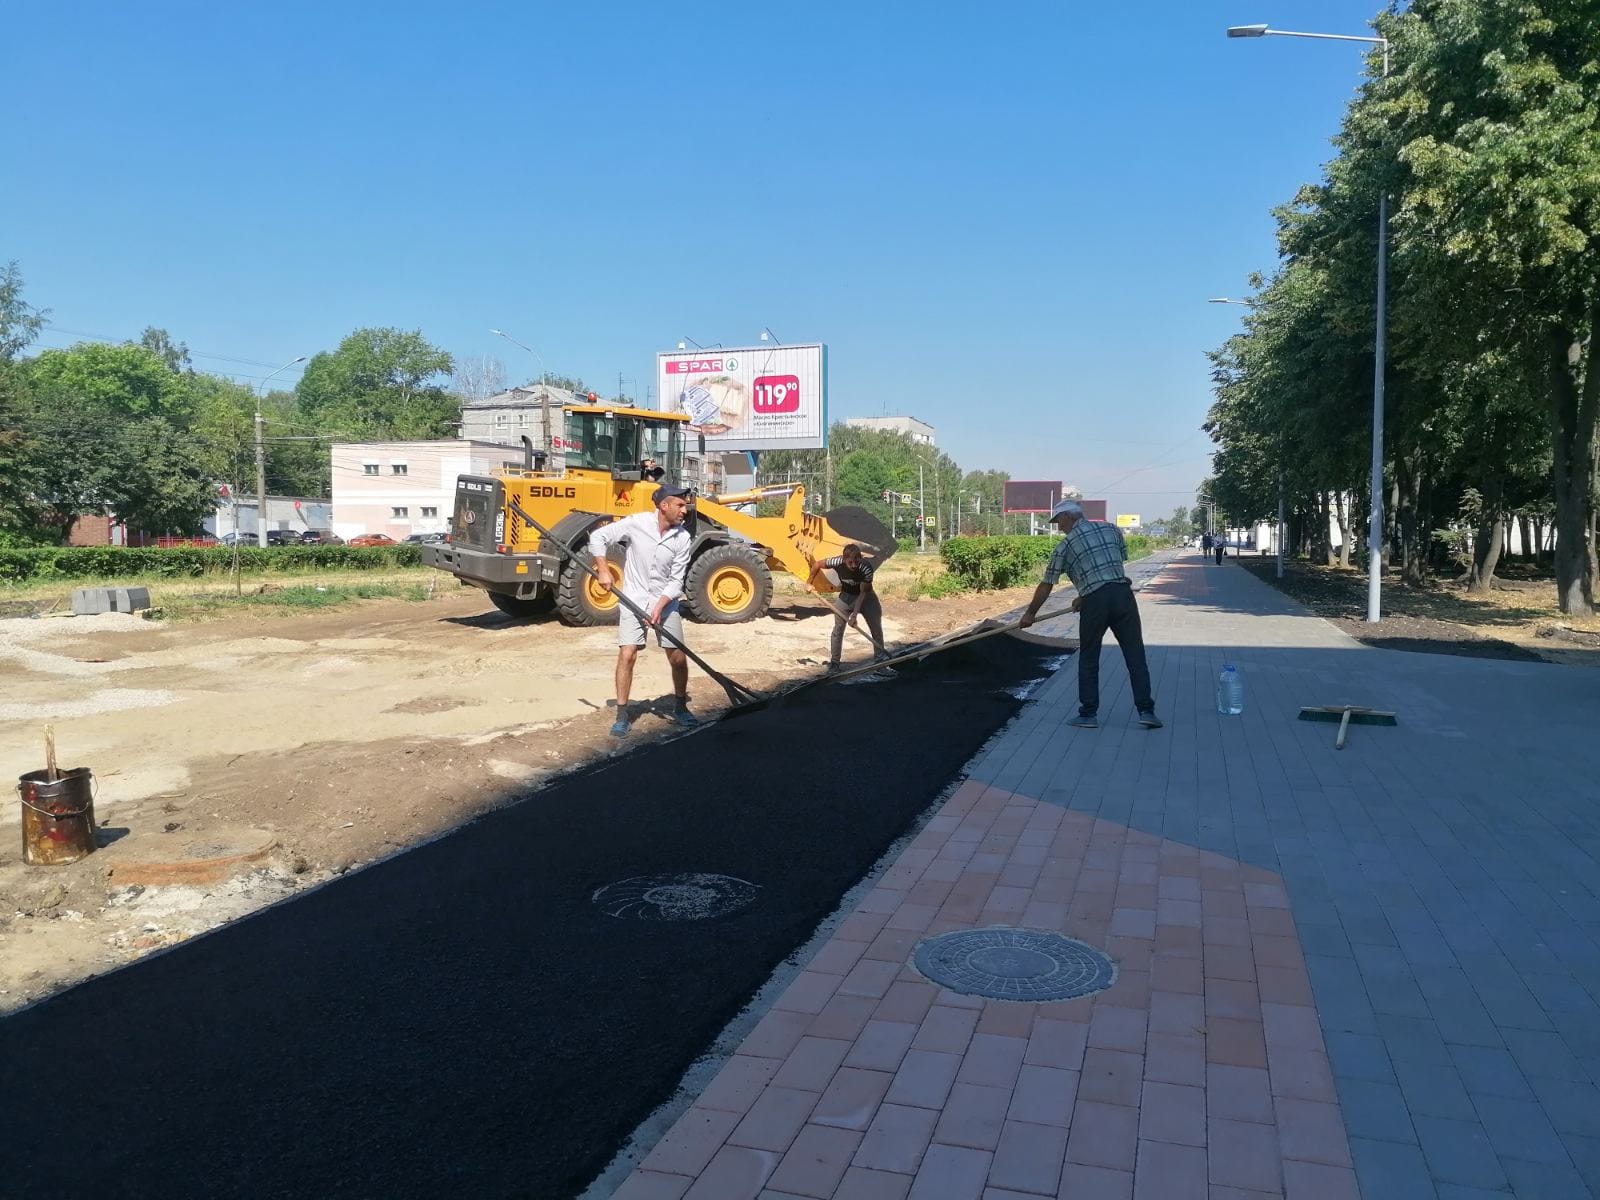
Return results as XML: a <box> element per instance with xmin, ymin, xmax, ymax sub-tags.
<box><xmin>656</xmin><ymin>343</ymin><xmax>827</xmax><ymax>452</ymax></box>
<box><xmin>1081</xmin><ymin>499</ymin><xmax>1107</xmax><ymax>522</ymax></box>
<box><xmin>1002</xmin><ymin>480</ymin><xmax>1061</xmax><ymax>514</ymax></box>
<box><xmin>1116</xmin><ymin>514</ymin><xmax>1141</xmax><ymax>529</ymax></box>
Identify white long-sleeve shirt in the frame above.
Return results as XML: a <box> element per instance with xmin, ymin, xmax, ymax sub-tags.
<box><xmin>587</xmin><ymin>511</ymin><xmax>693</xmax><ymax>608</ymax></box>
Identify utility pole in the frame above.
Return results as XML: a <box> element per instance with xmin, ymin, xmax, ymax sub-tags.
<box><xmin>918</xmin><ymin>463</ymin><xmax>926</xmax><ymax>552</ymax></box>
<box><xmin>254</xmin><ymin>356</ymin><xmax>307</xmax><ymax>547</ymax></box>
<box><xmin>254</xmin><ymin>410</ymin><xmax>267</xmax><ymax>548</ymax></box>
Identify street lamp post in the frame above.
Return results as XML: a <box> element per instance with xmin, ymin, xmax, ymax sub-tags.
<box><xmin>1226</xmin><ymin>22</ymin><xmax>1390</xmax><ymax>621</ymax></box>
<box><xmin>490</xmin><ymin>328</ymin><xmax>551</xmax><ymax>457</ymax></box>
<box><xmin>254</xmin><ymin>355</ymin><xmax>308</xmax><ymax>547</ymax></box>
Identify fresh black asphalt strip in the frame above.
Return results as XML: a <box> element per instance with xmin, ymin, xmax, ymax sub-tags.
<box><xmin>3</xmin><ymin>637</ymin><xmax>1066</xmax><ymax>1200</ymax></box>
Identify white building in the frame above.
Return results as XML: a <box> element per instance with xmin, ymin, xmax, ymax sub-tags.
<box><xmin>330</xmin><ymin>441</ymin><xmax>520</xmax><ymax>541</ymax></box>
<box><xmin>207</xmin><ymin>496</ymin><xmax>332</xmax><ymax>540</ymax></box>
<box><xmin>845</xmin><ymin>415</ymin><xmax>936</xmax><ymax>446</ymax></box>
<box><xmin>459</xmin><ymin>382</ymin><xmax>583</xmax><ymax>453</ymax></box>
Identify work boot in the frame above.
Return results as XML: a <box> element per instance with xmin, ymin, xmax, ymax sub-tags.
<box><xmin>826</xmin><ymin>661</ymin><xmax>842</xmax><ymax>674</ymax></box>
<box><xmin>1068</xmin><ymin>711</ymin><xmax>1099</xmax><ymax>729</ymax></box>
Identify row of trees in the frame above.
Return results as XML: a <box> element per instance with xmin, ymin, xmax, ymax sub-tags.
<box><xmin>1203</xmin><ymin>0</ymin><xmax>1599</xmax><ymax>614</ymax></box>
<box><xmin>0</xmin><ymin>263</ymin><xmax>582</xmax><ymax>544</ymax></box>
<box><xmin>756</xmin><ymin>426</ymin><xmax>1032</xmax><ymax>544</ymax></box>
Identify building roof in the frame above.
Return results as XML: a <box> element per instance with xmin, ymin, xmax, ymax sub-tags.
<box><xmin>464</xmin><ymin>382</ymin><xmax>582</xmax><ymax>410</ymax></box>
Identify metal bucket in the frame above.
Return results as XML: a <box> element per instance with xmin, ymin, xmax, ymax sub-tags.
<box><xmin>18</xmin><ymin>768</ymin><xmax>97</xmax><ymax>866</ymax></box>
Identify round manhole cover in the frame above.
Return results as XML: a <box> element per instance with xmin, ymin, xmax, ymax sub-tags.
<box><xmin>592</xmin><ymin>873</ymin><xmax>760</xmax><ymax>922</ymax></box>
<box><xmin>913</xmin><ymin>928</ymin><xmax>1116</xmax><ymax>1001</ymax></box>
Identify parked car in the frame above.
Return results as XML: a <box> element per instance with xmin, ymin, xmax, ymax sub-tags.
<box><xmin>348</xmin><ymin>533</ymin><xmax>397</xmax><ymax>547</ymax></box>
<box><xmin>404</xmin><ymin>532</ymin><xmax>448</xmax><ymax>545</ymax></box>
<box><xmin>299</xmin><ymin>530</ymin><xmax>344</xmax><ymax>545</ymax></box>
<box><xmin>265</xmin><ymin>529</ymin><xmax>303</xmax><ymax>545</ymax></box>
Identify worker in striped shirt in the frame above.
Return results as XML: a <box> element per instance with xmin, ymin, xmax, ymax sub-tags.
<box><xmin>808</xmin><ymin>543</ymin><xmax>890</xmax><ymax>670</ymax></box>
<box><xmin>1019</xmin><ymin>500</ymin><xmax>1161</xmax><ymax>730</ymax></box>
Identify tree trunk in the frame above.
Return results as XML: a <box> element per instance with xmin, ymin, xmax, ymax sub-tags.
<box><xmin>1467</xmin><ymin>517</ymin><xmax>1505</xmax><ymax>594</ymax></box>
<box><xmin>1317</xmin><ymin>490</ymin><xmax>1333</xmax><ymax>565</ymax></box>
<box><xmin>1532</xmin><ymin>515</ymin><xmax>1546</xmax><ymax>563</ymax></box>
<box><xmin>1335</xmin><ymin>492</ymin><xmax>1352</xmax><ymax>568</ymax></box>
<box><xmin>1546</xmin><ymin>317</ymin><xmax>1599</xmax><ymax>616</ymax></box>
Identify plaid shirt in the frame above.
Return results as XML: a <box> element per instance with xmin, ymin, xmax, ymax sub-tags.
<box><xmin>1042</xmin><ymin>520</ymin><xmax>1128</xmax><ymax>597</ymax></box>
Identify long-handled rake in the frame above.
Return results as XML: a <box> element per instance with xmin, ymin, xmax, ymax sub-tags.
<box><xmin>509</xmin><ymin>502</ymin><xmax>766</xmax><ymax>716</ymax></box>
<box><xmin>1297</xmin><ymin>704</ymin><xmax>1398</xmax><ymax>749</ymax></box>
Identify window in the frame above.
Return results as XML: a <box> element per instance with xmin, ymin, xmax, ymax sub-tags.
<box><xmin>421</xmin><ymin>507</ymin><xmax>437</xmax><ymax>518</ymax></box>
<box><xmin>363</xmin><ymin>463</ymin><xmax>379</xmax><ymax>476</ymax></box>
<box><xmin>392</xmin><ymin>507</ymin><xmax>408</xmax><ymax>518</ymax></box>
<box><xmin>391</xmin><ymin>463</ymin><xmax>408</xmax><ymax>476</ymax></box>
<box><xmin>495</xmin><ymin>413</ymin><xmax>509</xmax><ymax>426</ymax></box>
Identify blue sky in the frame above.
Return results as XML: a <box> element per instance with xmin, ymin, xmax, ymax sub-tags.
<box><xmin>4</xmin><ymin>0</ymin><xmax>1386</xmax><ymax>519</ymax></box>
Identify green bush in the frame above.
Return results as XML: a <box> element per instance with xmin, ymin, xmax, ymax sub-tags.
<box><xmin>940</xmin><ymin>535</ymin><xmax>1059</xmax><ymax>590</ymax></box>
<box><xmin>0</xmin><ymin>544</ymin><xmax>423</xmax><ymax>583</ymax></box>
<box><xmin>940</xmin><ymin>531</ymin><xmax>1155</xmax><ymax>591</ymax></box>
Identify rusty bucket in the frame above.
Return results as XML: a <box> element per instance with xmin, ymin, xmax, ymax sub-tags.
<box><xmin>18</xmin><ymin>768</ymin><xmax>97</xmax><ymax>866</ymax></box>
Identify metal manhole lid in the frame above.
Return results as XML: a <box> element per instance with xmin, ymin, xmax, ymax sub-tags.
<box><xmin>912</xmin><ymin>927</ymin><xmax>1116</xmax><ymax>1002</ymax></box>
<box><xmin>592</xmin><ymin>873</ymin><xmax>759</xmax><ymax>922</ymax></box>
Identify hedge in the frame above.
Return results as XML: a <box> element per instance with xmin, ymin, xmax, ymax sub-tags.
<box><xmin>0</xmin><ymin>544</ymin><xmax>424</xmax><ymax>583</ymax></box>
<box><xmin>940</xmin><ymin>532</ymin><xmax>1154</xmax><ymax>590</ymax></box>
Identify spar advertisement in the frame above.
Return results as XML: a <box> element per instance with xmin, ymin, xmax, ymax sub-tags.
<box><xmin>656</xmin><ymin>343</ymin><xmax>827</xmax><ymax>451</ymax></box>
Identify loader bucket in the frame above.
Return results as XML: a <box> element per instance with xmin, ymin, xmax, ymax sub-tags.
<box><xmin>823</xmin><ymin>507</ymin><xmax>897</xmax><ymax>564</ymax></box>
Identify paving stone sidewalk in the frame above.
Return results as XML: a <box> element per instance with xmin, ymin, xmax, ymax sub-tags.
<box><xmin>613</xmin><ymin>554</ymin><xmax>1600</xmax><ymax>1199</ymax></box>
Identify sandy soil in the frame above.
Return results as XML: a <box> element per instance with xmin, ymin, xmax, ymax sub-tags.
<box><xmin>0</xmin><ymin>578</ymin><xmax>1033</xmax><ymax>1012</ymax></box>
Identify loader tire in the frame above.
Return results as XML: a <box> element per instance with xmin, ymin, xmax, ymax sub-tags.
<box><xmin>556</xmin><ymin>547</ymin><xmax>623</xmax><ymax>626</ymax></box>
<box><xmin>488</xmin><ymin>590</ymin><xmax>555</xmax><ymax>620</ymax></box>
<box><xmin>684</xmin><ymin>543</ymin><xmax>772</xmax><ymax>624</ymax></box>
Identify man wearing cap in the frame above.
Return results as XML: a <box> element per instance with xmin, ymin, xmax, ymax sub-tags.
<box><xmin>1019</xmin><ymin>500</ymin><xmax>1161</xmax><ymax>730</ymax></box>
<box><xmin>589</xmin><ymin>482</ymin><xmax>697</xmax><ymax>737</ymax></box>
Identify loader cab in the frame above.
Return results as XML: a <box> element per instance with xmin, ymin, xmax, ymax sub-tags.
<box><xmin>562</xmin><ymin>405</ymin><xmax>689</xmax><ymax>482</ymax></box>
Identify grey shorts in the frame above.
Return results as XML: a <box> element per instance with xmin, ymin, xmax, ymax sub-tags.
<box><xmin>617</xmin><ymin>600</ymin><xmax>684</xmax><ymax>649</ymax></box>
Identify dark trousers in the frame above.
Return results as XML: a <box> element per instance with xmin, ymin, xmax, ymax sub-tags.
<box><xmin>1077</xmin><ymin>580</ymin><xmax>1154</xmax><ymax>715</ymax></box>
<box><xmin>830</xmin><ymin>592</ymin><xmax>885</xmax><ymax>661</ymax></box>
<box><xmin>1214</xmin><ymin>544</ymin><xmax>1225</xmax><ymax>565</ymax></box>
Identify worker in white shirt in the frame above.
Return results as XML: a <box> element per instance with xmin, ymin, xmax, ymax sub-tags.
<box><xmin>589</xmin><ymin>482</ymin><xmax>697</xmax><ymax>737</ymax></box>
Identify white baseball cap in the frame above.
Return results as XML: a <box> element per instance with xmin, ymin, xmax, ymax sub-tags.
<box><xmin>1049</xmin><ymin>499</ymin><xmax>1084</xmax><ymax>521</ymax></box>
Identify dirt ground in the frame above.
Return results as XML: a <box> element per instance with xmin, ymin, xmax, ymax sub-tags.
<box><xmin>0</xmin><ymin>575</ymin><xmax>1034</xmax><ymax>1012</ymax></box>
<box><xmin>1235</xmin><ymin>554</ymin><xmax>1600</xmax><ymax>666</ymax></box>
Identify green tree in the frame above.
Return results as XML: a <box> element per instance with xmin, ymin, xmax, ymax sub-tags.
<box><xmin>0</xmin><ymin>263</ymin><xmax>47</xmax><ymax>538</ymax></box>
<box><xmin>295</xmin><ymin>327</ymin><xmax>456</xmax><ymax>440</ymax></box>
<box><xmin>137</xmin><ymin>326</ymin><xmax>192</xmax><ymax>373</ymax></box>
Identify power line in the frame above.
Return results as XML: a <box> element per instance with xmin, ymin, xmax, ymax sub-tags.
<box><xmin>38</xmin><ymin>322</ymin><xmax>309</xmax><ymax>371</ymax></box>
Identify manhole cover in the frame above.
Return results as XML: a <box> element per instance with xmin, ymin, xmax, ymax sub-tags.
<box><xmin>912</xmin><ymin>928</ymin><xmax>1116</xmax><ymax>1001</ymax></box>
<box><xmin>592</xmin><ymin>873</ymin><xmax>760</xmax><ymax>922</ymax></box>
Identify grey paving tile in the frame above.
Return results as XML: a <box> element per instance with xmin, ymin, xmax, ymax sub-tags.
<box><xmin>1498</xmin><ymin>1156</ymin><xmax>1592</xmax><ymax>1199</ymax></box>
<box><xmin>1503</xmin><ymin>1029</ymin><xmax>1589</xmax><ymax>1081</ymax></box>
<box><xmin>1413</xmin><ymin>1115</ymin><xmax>1508</xmax><ymax>1190</ymax></box>
<box><xmin>1471</xmin><ymin>1094</ymin><xmax>1570</xmax><ymax>1165</ymax></box>
<box><xmin>1337</xmin><ymin>1077</ymin><xmax>1415</xmax><ymax>1144</ymax></box>
<box><xmin>1378</xmin><ymin>1014</ymin><xmax>1452</xmax><ymax>1066</ymax></box>
<box><xmin>1349</xmin><ymin>1136</ymin><xmax>1440</xmax><ymax>1200</ymax></box>
<box><xmin>1435</xmin><ymin>1186</ymin><xmax>1512</xmax><ymax>1200</ymax></box>
<box><xmin>1528</xmin><ymin>1077</ymin><xmax>1600</xmax><ymax>1139</ymax></box>
<box><xmin>1448</xmin><ymin>1044</ymin><xmax>1535</xmax><ymax>1101</ymax></box>
<box><xmin>1326</xmin><ymin>1031</ymin><xmax>1397</xmax><ymax>1084</ymax></box>
<box><xmin>1393</xmin><ymin>1058</ymin><xmax>1477</xmax><ymax>1122</ymax></box>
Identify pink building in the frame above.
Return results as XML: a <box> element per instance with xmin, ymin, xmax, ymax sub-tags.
<box><xmin>330</xmin><ymin>440</ymin><xmax>520</xmax><ymax>541</ymax></box>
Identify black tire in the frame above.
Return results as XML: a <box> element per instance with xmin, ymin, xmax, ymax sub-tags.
<box><xmin>556</xmin><ymin>547</ymin><xmax>624</xmax><ymax>626</ymax></box>
<box><xmin>488</xmin><ymin>590</ymin><xmax>555</xmax><ymax>619</ymax></box>
<box><xmin>683</xmin><ymin>543</ymin><xmax>773</xmax><ymax>624</ymax></box>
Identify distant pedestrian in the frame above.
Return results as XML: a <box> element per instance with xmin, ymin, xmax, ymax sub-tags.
<box><xmin>808</xmin><ymin>543</ymin><xmax>889</xmax><ymax>669</ymax></box>
<box><xmin>1019</xmin><ymin>500</ymin><xmax>1161</xmax><ymax>730</ymax></box>
<box><xmin>1214</xmin><ymin>535</ymin><xmax>1226</xmax><ymax>566</ymax></box>
<box><xmin>1201</xmin><ymin>531</ymin><xmax>1213</xmax><ymax>557</ymax></box>
<box><xmin>589</xmin><ymin>481</ymin><xmax>697</xmax><ymax>737</ymax></box>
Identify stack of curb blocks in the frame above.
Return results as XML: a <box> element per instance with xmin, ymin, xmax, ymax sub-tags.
<box><xmin>70</xmin><ymin>586</ymin><xmax>152</xmax><ymax>615</ymax></box>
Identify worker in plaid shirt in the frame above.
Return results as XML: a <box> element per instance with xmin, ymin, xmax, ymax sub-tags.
<box><xmin>1019</xmin><ymin>500</ymin><xmax>1161</xmax><ymax>730</ymax></box>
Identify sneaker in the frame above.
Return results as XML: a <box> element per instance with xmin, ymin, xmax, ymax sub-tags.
<box><xmin>609</xmin><ymin>717</ymin><xmax>632</xmax><ymax>738</ymax></box>
<box><xmin>1137</xmin><ymin>709</ymin><xmax>1164</xmax><ymax>729</ymax></box>
<box><xmin>825</xmin><ymin>661</ymin><xmax>842</xmax><ymax>673</ymax></box>
<box><xmin>671</xmin><ymin>703</ymin><xmax>698</xmax><ymax>727</ymax></box>
<box><xmin>873</xmin><ymin>650</ymin><xmax>891</xmax><ymax>663</ymax></box>
<box><xmin>1068</xmin><ymin>712</ymin><xmax>1099</xmax><ymax>729</ymax></box>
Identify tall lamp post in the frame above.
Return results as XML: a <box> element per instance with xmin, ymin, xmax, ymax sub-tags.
<box><xmin>1226</xmin><ymin>21</ymin><xmax>1390</xmax><ymax>621</ymax></box>
<box><xmin>254</xmin><ymin>355</ymin><xmax>307</xmax><ymax>547</ymax></box>
<box><xmin>1207</xmin><ymin>296</ymin><xmax>1285</xmax><ymax>579</ymax></box>
<box><xmin>490</xmin><ymin>328</ymin><xmax>552</xmax><ymax>457</ymax></box>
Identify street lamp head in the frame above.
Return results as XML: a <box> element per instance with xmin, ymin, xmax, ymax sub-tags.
<box><xmin>489</xmin><ymin>329</ymin><xmax>504</xmax><ymax>336</ymax></box>
<box><xmin>291</xmin><ymin>355</ymin><xmax>307</xmax><ymax>364</ymax></box>
<box><xmin>1227</xmin><ymin>23</ymin><xmax>1270</xmax><ymax>37</ymax></box>
<box><xmin>677</xmin><ymin>341</ymin><xmax>686</xmax><ymax>350</ymax></box>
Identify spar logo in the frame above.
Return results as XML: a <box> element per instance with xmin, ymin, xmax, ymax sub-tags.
<box><xmin>666</xmin><ymin>358</ymin><xmax>722</xmax><ymax>374</ymax></box>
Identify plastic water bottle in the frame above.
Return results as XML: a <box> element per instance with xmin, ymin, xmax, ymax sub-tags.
<box><xmin>1217</xmin><ymin>664</ymin><xmax>1245</xmax><ymax>715</ymax></box>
